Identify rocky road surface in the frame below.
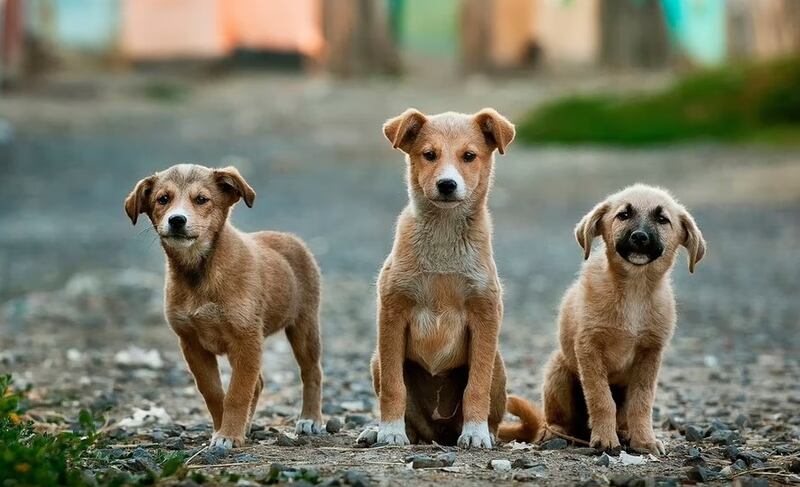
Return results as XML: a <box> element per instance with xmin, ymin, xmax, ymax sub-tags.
<box><xmin>1</xmin><ymin>71</ymin><xmax>799</xmax><ymax>485</ymax></box>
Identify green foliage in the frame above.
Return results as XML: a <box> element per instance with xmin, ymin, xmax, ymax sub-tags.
<box><xmin>517</xmin><ymin>57</ymin><xmax>800</xmax><ymax>145</ymax></box>
<box><xmin>0</xmin><ymin>375</ymin><xmax>188</xmax><ymax>487</ymax></box>
<box><xmin>260</xmin><ymin>463</ymin><xmax>321</xmax><ymax>484</ymax></box>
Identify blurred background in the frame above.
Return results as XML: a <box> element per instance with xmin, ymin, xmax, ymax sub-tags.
<box><xmin>0</xmin><ymin>0</ymin><xmax>799</xmax><ymax>436</ymax></box>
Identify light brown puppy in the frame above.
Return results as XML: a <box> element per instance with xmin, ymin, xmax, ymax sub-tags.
<box><xmin>499</xmin><ymin>184</ymin><xmax>705</xmax><ymax>455</ymax></box>
<box><xmin>359</xmin><ymin>108</ymin><xmax>514</xmax><ymax>448</ymax></box>
<box><xmin>125</xmin><ymin>164</ymin><xmax>323</xmax><ymax>449</ymax></box>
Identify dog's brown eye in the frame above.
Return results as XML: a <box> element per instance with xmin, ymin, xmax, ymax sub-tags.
<box><xmin>157</xmin><ymin>194</ymin><xmax>170</xmax><ymax>205</ymax></box>
<box><xmin>463</xmin><ymin>151</ymin><xmax>476</xmax><ymax>162</ymax></box>
<box><xmin>422</xmin><ymin>150</ymin><xmax>437</xmax><ymax>162</ymax></box>
<box><xmin>195</xmin><ymin>195</ymin><xmax>209</xmax><ymax>205</ymax></box>
<box><xmin>656</xmin><ymin>215</ymin><xmax>670</xmax><ymax>225</ymax></box>
<box><xmin>617</xmin><ymin>211</ymin><xmax>631</xmax><ymax>221</ymax></box>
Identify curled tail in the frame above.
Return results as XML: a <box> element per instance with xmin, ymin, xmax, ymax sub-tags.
<box><xmin>497</xmin><ymin>395</ymin><xmax>544</xmax><ymax>443</ymax></box>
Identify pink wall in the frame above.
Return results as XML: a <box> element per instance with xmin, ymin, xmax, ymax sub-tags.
<box><xmin>121</xmin><ymin>0</ymin><xmax>323</xmax><ymax>60</ymax></box>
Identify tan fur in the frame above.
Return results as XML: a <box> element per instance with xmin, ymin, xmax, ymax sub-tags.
<box><xmin>124</xmin><ymin>164</ymin><xmax>323</xmax><ymax>448</ymax></box>
<box><xmin>503</xmin><ymin>184</ymin><xmax>705</xmax><ymax>454</ymax></box>
<box><xmin>366</xmin><ymin>108</ymin><xmax>514</xmax><ymax>448</ymax></box>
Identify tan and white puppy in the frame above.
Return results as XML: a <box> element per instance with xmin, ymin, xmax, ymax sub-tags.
<box><xmin>499</xmin><ymin>184</ymin><xmax>705</xmax><ymax>455</ymax></box>
<box><xmin>125</xmin><ymin>164</ymin><xmax>324</xmax><ymax>449</ymax></box>
<box><xmin>360</xmin><ymin>108</ymin><xmax>515</xmax><ymax>448</ymax></box>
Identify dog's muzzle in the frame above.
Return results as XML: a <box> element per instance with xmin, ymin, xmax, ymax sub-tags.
<box><xmin>615</xmin><ymin>228</ymin><xmax>663</xmax><ymax>265</ymax></box>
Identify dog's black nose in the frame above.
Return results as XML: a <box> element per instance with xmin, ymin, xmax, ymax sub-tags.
<box><xmin>168</xmin><ymin>215</ymin><xmax>187</xmax><ymax>229</ymax></box>
<box><xmin>437</xmin><ymin>179</ymin><xmax>458</xmax><ymax>196</ymax></box>
<box><xmin>630</xmin><ymin>230</ymin><xmax>649</xmax><ymax>246</ymax></box>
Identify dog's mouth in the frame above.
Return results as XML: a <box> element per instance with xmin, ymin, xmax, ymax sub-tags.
<box><xmin>616</xmin><ymin>246</ymin><xmax>663</xmax><ymax>266</ymax></box>
<box><xmin>161</xmin><ymin>233</ymin><xmax>199</xmax><ymax>243</ymax></box>
<box><xmin>623</xmin><ymin>252</ymin><xmax>655</xmax><ymax>265</ymax></box>
<box><xmin>428</xmin><ymin>197</ymin><xmax>463</xmax><ymax>209</ymax></box>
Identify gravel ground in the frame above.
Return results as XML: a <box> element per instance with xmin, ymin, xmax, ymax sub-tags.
<box><xmin>1</xmin><ymin>70</ymin><xmax>799</xmax><ymax>485</ymax></box>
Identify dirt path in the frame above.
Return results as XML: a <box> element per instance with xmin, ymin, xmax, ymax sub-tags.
<box><xmin>1</xmin><ymin>71</ymin><xmax>799</xmax><ymax>485</ymax></box>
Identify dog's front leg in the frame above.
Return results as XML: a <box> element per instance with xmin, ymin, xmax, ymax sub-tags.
<box><xmin>179</xmin><ymin>335</ymin><xmax>225</xmax><ymax>432</ymax></box>
<box><xmin>375</xmin><ymin>299</ymin><xmax>410</xmax><ymax>445</ymax></box>
<box><xmin>459</xmin><ymin>296</ymin><xmax>500</xmax><ymax>449</ymax></box>
<box><xmin>576</xmin><ymin>342</ymin><xmax>620</xmax><ymax>451</ymax></box>
<box><xmin>626</xmin><ymin>347</ymin><xmax>665</xmax><ymax>455</ymax></box>
<box><xmin>211</xmin><ymin>339</ymin><xmax>262</xmax><ymax>449</ymax></box>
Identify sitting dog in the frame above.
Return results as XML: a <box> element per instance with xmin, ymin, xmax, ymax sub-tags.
<box><xmin>124</xmin><ymin>164</ymin><xmax>323</xmax><ymax>448</ymax></box>
<box><xmin>359</xmin><ymin>108</ymin><xmax>515</xmax><ymax>448</ymax></box>
<box><xmin>499</xmin><ymin>184</ymin><xmax>705</xmax><ymax>455</ymax></box>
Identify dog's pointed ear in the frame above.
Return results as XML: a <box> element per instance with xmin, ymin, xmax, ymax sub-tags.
<box><xmin>124</xmin><ymin>175</ymin><xmax>156</xmax><ymax>225</ymax></box>
<box><xmin>383</xmin><ymin>108</ymin><xmax>428</xmax><ymax>153</ymax></box>
<box><xmin>575</xmin><ymin>201</ymin><xmax>609</xmax><ymax>260</ymax></box>
<box><xmin>679</xmin><ymin>208</ymin><xmax>706</xmax><ymax>273</ymax></box>
<box><xmin>214</xmin><ymin>166</ymin><xmax>256</xmax><ymax>208</ymax></box>
<box><xmin>474</xmin><ymin>108</ymin><xmax>515</xmax><ymax>155</ymax></box>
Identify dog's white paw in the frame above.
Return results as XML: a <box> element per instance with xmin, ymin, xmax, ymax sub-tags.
<box><xmin>295</xmin><ymin>418</ymin><xmax>322</xmax><ymax>436</ymax></box>
<box><xmin>376</xmin><ymin>420</ymin><xmax>409</xmax><ymax>446</ymax></box>
<box><xmin>210</xmin><ymin>433</ymin><xmax>238</xmax><ymax>450</ymax></box>
<box><xmin>457</xmin><ymin>421</ymin><xmax>493</xmax><ymax>449</ymax></box>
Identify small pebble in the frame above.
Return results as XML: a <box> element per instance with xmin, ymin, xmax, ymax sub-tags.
<box><xmin>541</xmin><ymin>437</ymin><xmax>568</xmax><ymax>450</ymax></box>
<box><xmin>326</xmin><ymin>417</ymin><xmax>343</xmax><ymax>434</ymax></box>
<box><xmin>199</xmin><ymin>446</ymin><xmax>229</xmax><ymax>465</ymax></box>
<box><xmin>409</xmin><ymin>452</ymin><xmax>456</xmax><ymax>469</ymax></box>
<box><xmin>356</xmin><ymin>429</ymin><xmax>377</xmax><ymax>446</ymax></box>
<box><xmin>595</xmin><ymin>453</ymin><xmax>611</xmax><ymax>467</ymax></box>
<box><xmin>511</xmin><ymin>457</ymin><xmax>537</xmax><ymax>469</ymax></box>
<box><xmin>489</xmin><ymin>459</ymin><xmax>511</xmax><ymax>472</ymax></box>
<box><xmin>685</xmin><ymin>424</ymin><xmax>706</xmax><ymax>442</ymax></box>
<box><xmin>685</xmin><ymin>466</ymin><xmax>716</xmax><ymax>483</ymax></box>
<box><xmin>788</xmin><ymin>458</ymin><xmax>800</xmax><ymax>474</ymax></box>
<box><xmin>251</xmin><ymin>429</ymin><xmax>271</xmax><ymax>441</ymax></box>
<box><xmin>163</xmin><ymin>437</ymin><xmax>185</xmax><ymax>450</ymax></box>
<box><xmin>710</xmin><ymin>429</ymin><xmax>740</xmax><ymax>446</ymax></box>
<box><xmin>275</xmin><ymin>433</ymin><xmax>306</xmax><ymax>447</ymax></box>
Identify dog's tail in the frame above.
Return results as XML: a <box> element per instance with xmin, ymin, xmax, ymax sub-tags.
<box><xmin>497</xmin><ymin>395</ymin><xmax>545</xmax><ymax>443</ymax></box>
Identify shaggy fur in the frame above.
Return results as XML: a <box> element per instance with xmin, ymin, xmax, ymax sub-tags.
<box><xmin>125</xmin><ymin>164</ymin><xmax>323</xmax><ymax>449</ymax></box>
<box><xmin>499</xmin><ymin>184</ymin><xmax>705</xmax><ymax>455</ymax></box>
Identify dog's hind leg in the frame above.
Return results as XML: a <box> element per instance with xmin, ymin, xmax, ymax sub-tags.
<box><xmin>542</xmin><ymin>352</ymin><xmax>585</xmax><ymax>441</ymax></box>
<box><xmin>286</xmin><ymin>310</ymin><xmax>324</xmax><ymax>435</ymax></box>
<box><xmin>612</xmin><ymin>385</ymin><xmax>629</xmax><ymax>442</ymax></box>
<box><xmin>246</xmin><ymin>374</ymin><xmax>264</xmax><ymax>435</ymax></box>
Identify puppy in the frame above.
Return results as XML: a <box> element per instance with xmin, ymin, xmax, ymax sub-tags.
<box><xmin>359</xmin><ymin>108</ymin><xmax>515</xmax><ymax>448</ymax></box>
<box><xmin>499</xmin><ymin>184</ymin><xmax>705</xmax><ymax>454</ymax></box>
<box><xmin>124</xmin><ymin>164</ymin><xmax>323</xmax><ymax>448</ymax></box>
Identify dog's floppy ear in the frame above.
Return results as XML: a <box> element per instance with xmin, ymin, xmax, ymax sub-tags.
<box><xmin>383</xmin><ymin>108</ymin><xmax>427</xmax><ymax>153</ymax></box>
<box><xmin>124</xmin><ymin>175</ymin><xmax>156</xmax><ymax>225</ymax></box>
<box><xmin>214</xmin><ymin>166</ymin><xmax>256</xmax><ymax>208</ymax></box>
<box><xmin>679</xmin><ymin>208</ymin><xmax>706</xmax><ymax>273</ymax></box>
<box><xmin>575</xmin><ymin>201</ymin><xmax>609</xmax><ymax>260</ymax></box>
<box><xmin>474</xmin><ymin>108</ymin><xmax>515</xmax><ymax>155</ymax></box>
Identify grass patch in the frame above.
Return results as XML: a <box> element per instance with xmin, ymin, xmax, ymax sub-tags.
<box><xmin>0</xmin><ymin>374</ymin><xmax>187</xmax><ymax>486</ymax></box>
<box><xmin>517</xmin><ymin>57</ymin><xmax>800</xmax><ymax>145</ymax></box>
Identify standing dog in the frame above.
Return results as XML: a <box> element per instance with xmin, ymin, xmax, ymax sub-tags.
<box><xmin>499</xmin><ymin>184</ymin><xmax>705</xmax><ymax>454</ymax></box>
<box><xmin>360</xmin><ymin>108</ymin><xmax>515</xmax><ymax>448</ymax></box>
<box><xmin>125</xmin><ymin>164</ymin><xmax>323</xmax><ymax>449</ymax></box>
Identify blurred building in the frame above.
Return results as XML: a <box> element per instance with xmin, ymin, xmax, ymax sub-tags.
<box><xmin>2</xmin><ymin>0</ymin><xmax>800</xmax><ymax>86</ymax></box>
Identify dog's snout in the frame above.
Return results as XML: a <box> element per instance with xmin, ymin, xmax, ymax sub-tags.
<box><xmin>437</xmin><ymin>179</ymin><xmax>458</xmax><ymax>196</ymax></box>
<box><xmin>168</xmin><ymin>214</ymin><xmax>187</xmax><ymax>229</ymax></box>
<box><xmin>630</xmin><ymin>230</ymin><xmax>649</xmax><ymax>246</ymax></box>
